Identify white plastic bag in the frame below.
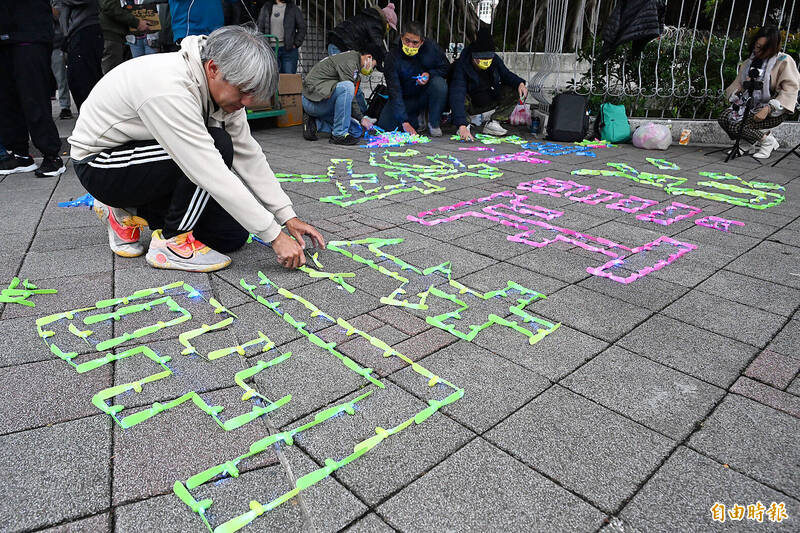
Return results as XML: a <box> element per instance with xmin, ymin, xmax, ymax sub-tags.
<box><xmin>509</xmin><ymin>102</ymin><xmax>532</xmax><ymax>126</ymax></box>
<box><xmin>632</xmin><ymin>122</ymin><xmax>672</xmax><ymax>150</ymax></box>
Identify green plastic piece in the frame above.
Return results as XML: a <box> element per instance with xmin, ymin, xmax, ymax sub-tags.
<box><xmin>0</xmin><ymin>277</ymin><xmax>57</xmax><ymax>307</ymax></box>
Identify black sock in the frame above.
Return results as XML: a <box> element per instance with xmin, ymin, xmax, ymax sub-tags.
<box><xmin>162</xmin><ymin>228</ymin><xmax>180</xmax><ymax>239</ymax></box>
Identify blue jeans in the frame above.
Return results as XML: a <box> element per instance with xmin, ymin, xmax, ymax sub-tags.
<box><xmin>128</xmin><ymin>36</ymin><xmax>157</xmax><ymax>58</ymax></box>
<box><xmin>377</xmin><ymin>75</ymin><xmax>448</xmax><ymax>131</ymax></box>
<box><xmin>327</xmin><ymin>43</ymin><xmax>368</xmax><ymax>113</ymax></box>
<box><xmin>277</xmin><ymin>46</ymin><xmax>298</xmax><ymax>74</ymax></box>
<box><xmin>302</xmin><ymin>81</ymin><xmax>363</xmax><ymax>137</ymax></box>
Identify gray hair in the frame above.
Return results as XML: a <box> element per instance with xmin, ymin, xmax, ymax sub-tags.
<box><xmin>200</xmin><ymin>25</ymin><xmax>279</xmax><ymax>104</ymax></box>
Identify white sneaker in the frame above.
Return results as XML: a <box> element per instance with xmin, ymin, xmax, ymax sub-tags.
<box><xmin>483</xmin><ymin>120</ymin><xmax>508</xmax><ymax>136</ymax></box>
<box><xmin>418</xmin><ymin>112</ymin><xmax>428</xmax><ymax>132</ymax></box>
<box><xmin>753</xmin><ymin>134</ymin><xmax>779</xmax><ymax>159</ymax></box>
<box><xmin>428</xmin><ymin>126</ymin><xmax>442</xmax><ymax>137</ymax></box>
<box><xmin>93</xmin><ymin>200</ymin><xmax>147</xmax><ymax>257</ymax></box>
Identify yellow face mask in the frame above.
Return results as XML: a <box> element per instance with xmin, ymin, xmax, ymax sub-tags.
<box><xmin>475</xmin><ymin>58</ymin><xmax>493</xmax><ymax>70</ymax></box>
<box><xmin>402</xmin><ymin>44</ymin><xmax>420</xmax><ymax>57</ymax></box>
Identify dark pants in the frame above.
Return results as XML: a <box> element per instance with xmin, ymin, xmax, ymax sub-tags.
<box><xmin>67</xmin><ymin>24</ymin><xmax>104</xmax><ymax>110</ymax></box>
<box><xmin>75</xmin><ymin>127</ymin><xmax>249</xmax><ymax>253</ymax></box>
<box><xmin>277</xmin><ymin>46</ymin><xmax>298</xmax><ymax>74</ymax></box>
<box><xmin>377</xmin><ymin>75</ymin><xmax>448</xmax><ymax>131</ymax></box>
<box><xmin>0</xmin><ymin>43</ymin><xmax>61</xmax><ymax>157</ymax></box>
<box><xmin>466</xmin><ymin>84</ymin><xmax>518</xmax><ymax>121</ymax></box>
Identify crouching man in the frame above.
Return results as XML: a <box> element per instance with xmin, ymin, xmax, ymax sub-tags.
<box><xmin>69</xmin><ymin>25</ymin><xmax>324</xmax><ymax>272</ymax></box>
<box><xmin>301</xmin><ymin>45</ymin><xmax>380</xmax><ymax>145</ymax></box>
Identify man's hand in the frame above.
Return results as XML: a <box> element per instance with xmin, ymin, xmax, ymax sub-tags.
<box><xmin>360</xmin><ymin>116</ymin><xmax>375</xmax><ymax>131</ymax></box>
<box><xmin>518</xmin><ymin>82</ymin><xmax>528</xmax><ymax>102</ymax></box>
<box><xmin>753</xmin><ymin>105</ymin><xmax>770</xmax><ymax>121</ymax></box>
<box><xmin>137</xmin><ymin>18</ymin><xmax>149</xmax><ymax>32</ymax></box>
<box><xmin>271</xmin><ymin>231</ymin><xmax>305</xmax><ymax>269</ymax></box>
<box><xmin>458</xmin><ymin>124</ymin><xmax>475</xmax><ymax>141</ymax></box>
<box><xmin>417</xmin><ymin>72</ymin><xmax>430</xmax><ymax>85</ymax></box>
<box><xmin>402</xmin><ymin>122</ymin><xmax>417</xmax><ymax>135</ymax></box>
<box><xmin>285</xmin><ymin>217</ymin><xmax>326</xmax><ymax>250</ymax></box>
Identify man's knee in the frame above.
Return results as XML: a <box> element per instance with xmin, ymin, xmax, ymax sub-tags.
<box><xmin>334</xmin><ymin>81</ymin><xmax>355</xmax><ymax>96</ymax></box>
<box><xmin>429</xmin><ymin>75</ymin><xmax>448</xmax><ymax>97</ymax></box>
<box><xmin>208</xmin><ymin>127</ymin><xmax>233</xmax><ymax>168</ymax></box>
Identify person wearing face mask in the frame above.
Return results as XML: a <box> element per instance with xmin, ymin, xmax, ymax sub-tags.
<box><xmin>377</xmin><ymin>21</ymin><xmax>450</xmax><ymax>137</ymax></box>
<box><xmin>718</xmin><ymin>26</ymin><xmax>799</xmax><ymax>159</ymax></box>
<box><xmin>301</xmin><ymin>45</ymin><xmax>380</xmax><ymax>145</ymax></box>
<box><xmin>449</xmin><ymin>26</ymin><xmax>528</xmax><ymax>140</ymax></box>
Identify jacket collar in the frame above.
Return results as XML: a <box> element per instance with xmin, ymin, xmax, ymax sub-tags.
<box><xmin>180</xmin><ymin>35</ymin><xmax>234</xmax><ymax>124</ymax></box>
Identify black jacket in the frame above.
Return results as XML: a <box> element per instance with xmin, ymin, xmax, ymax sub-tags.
<box><xmin>0</xmin><ymin>0</ymin><xmax>54</xmax><ymax>45</ymax></box>
<box><xmin>327</xmin><ymin>6</ymin><xmax>388</xmax><ymax>66</ymax></box>
<box><xmin>600</xmin><ymin>0</ymin><xmax>665</xmax><ymax>61</ymax></box>
<box><xmin>384</xmin><ymin>40</ymin><xmax>450</xmax><ymax>124</ymax></box>
<box><xmin>449</xmin><ymin>44</ymin><xmax>524</xmax><ymax>127</ymax></box>
<box><xmin>257</xmin><ymin>0</ymin><xmax>305</xmax><ymax>51</ymax></box>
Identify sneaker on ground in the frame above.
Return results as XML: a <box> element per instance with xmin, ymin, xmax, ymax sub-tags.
<box><xmin>34</xmin><ymin>155</ymin><xmax>66</xmax><ymax>178</ymax></box>
<box><xmin>0</xmin><ymin>152</ymin><xmax>37</xmax><ymax>175</ymax></box>
<box><xmin>753</xmin><ymin>134</ymin><xmax>779</xmax><ymax>159</ymax></box>
<box><xmin>329</xmin><ymin>134</ymin><xmax>359</xmax><ymax>145</ymax></box>
<box><xmin>146</xmin><ymin>230</ymin><xmax>231</xmax><ymax>272</ymax></box>
<box><xmin>59</xmin><ymin>108</ymin><xmax>73</xmax><ymax>120</ymax></box>
<box><xmin>93</xmin><ymin>200</ymin><xmax>148</xmax><ymax>257</ymax></box>
<box><xmin>418</xmin><ymin>111</ymin><xmax>428</xmax><ymax>131</ymax></box>
<box><xmin>302</xmin><ymin>111</ymin><xmax>318</xmax><ymax>141</ymax></box>
<box><xmin>483</xmin><ymin>120</ymin><xmax>508</xmax><ymax>136</ymax></box>
<box><xmin>428</xmin><ymin>125</ymin><xmax>443</xmax><ymax>137</ymax></box>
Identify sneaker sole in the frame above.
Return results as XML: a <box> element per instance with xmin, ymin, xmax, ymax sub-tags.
<box><xmin>145</xmin><ymin>251</ymin><xmax>231</xmax><ymax>272</ymax></box>
<box><xmin>0</xmin><ymin>163</ymin><xmax>38</xmax><ymax>175</ymax></box>
<box><xmin>35</xmin><ymin>165</ymin><xmax>66</xmax><ymax>178</ymax></box>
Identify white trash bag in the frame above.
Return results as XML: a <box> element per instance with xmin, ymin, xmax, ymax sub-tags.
<box><xmin>632</xmin><ymin>122</ymin><xmax>672</xmax><ymax>150</ymax></box>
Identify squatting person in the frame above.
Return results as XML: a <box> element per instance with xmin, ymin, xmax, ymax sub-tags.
<box><xmin>718</xmin><ymin>26</ymin><xmax>800</xmax><ymax>159</ymax></box>
<box><xmin>68</xmin><ymin>25</ymin><xmax>325</xmax><ymax>272</ymax></box>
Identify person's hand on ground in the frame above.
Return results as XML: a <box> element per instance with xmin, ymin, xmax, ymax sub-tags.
<box><xmin>360</xmin><ymin>116</ymin><xmax>375</xmax><ymax>131</ymax></box>
<box><xmin>136</xmin><ymin>18</ymin><xmax>149</xmax><ymax>32</ymax></box>
<box><xmin>271</xmin><ymin>231</ymin><xmax>305</xmax><ymax>269</ymax></box>
<box><xmin>402</xmin><ymin>122</ymin><xmax>417</xmax><ymax>135</ymax></box>
<box><xmin>518</xmin><ymin>82</ymin><xmax>528</xmax><ymax>102</ymax></box>
<box><xmin>417</xmin><ymin>72</ymin><xmax>430</xmax><ymax>85</ymax></box>
<box><xmin>458</xmin><ymin>125</ymin><xmax>475</xmax><ymax>141</ymax></box>
<box><xmin>285</xmin><ymin>217</ymin><xmax>326</xmax><ymax>250</ymax></box>
<box><xmin>753</xmin><ymin>105</ymin><xmax>770</xmax><ymax>121</ymax></box>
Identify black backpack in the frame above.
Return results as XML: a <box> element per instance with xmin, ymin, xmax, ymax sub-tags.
<box><xmin>365</xmin><ymin>84</ymin><xmax>389</xmax><ymax>119</ymax></box>
<box><xmin>547</xmin><ymin>92</ymin><xmax>589</xmax><ymax>142</ymax></box>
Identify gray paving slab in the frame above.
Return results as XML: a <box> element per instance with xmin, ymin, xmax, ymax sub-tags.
<box><xmin>745</xmin><ymin>350</ymin><xmax>800</xmax><ymax>389</ymax></box>
<box><xmin>617</xmin><ymin>314</ymin><xmax>758</xmax><ymax>388</ymax></box>
<box><xmin>294</xmin><ymin>383</ymin><xmax>473</xmax><ymax>506</ymax></box>
<box><xmin>788</xmin><ymin>374</ymin><xmax>800</xmax><ymax>397</ymax></box>
<box><xmin>390</xmin><ymin>326</ymin><xmax>457</xmax><ymax>360</ymax></box>
<box><xmin>369</xmin><ymin>324</ymin><xmax>409</xmax><ymax>345</ymax></box>
<box><xmin>1</xmin><ymin>271</ymin><xmax>112</xmax><ymax>321</ymax></box>
<box><xmin>40</xmin><ymin>513</ymin><xmax>111</xmax><ymax>532</ymax></box>
<box><xmin>378</xmin><ymin>437</ymin><xmax>606</xmax><ymax>532</ymax></box>
<box><xmin>619</xmin><ymin>446</ymin><xmax>800</xmax><ymax>533</ymax></box>
<box><xmin>225</xmin><ymin>301</ymin><xmax>304</xmax><ymax>347</ymax></box>
<box><xmin>401</xmin><ymin>242</ymin><xmax>498</xmax><ymax>278</ymax></box>
<box><xmin>0</xmin><ymin>359</ymin><xmax>111</xmax><ymax>435</ymax></box>
<box><xmin>112</xmin><ymin>386</ymin><xmax>278</xmax><ymax>505</ymax></box>
<box><xmin>390</xmin><ymin>342</ymin><xmax>550</xmax><ymax>433</ymax></box>
<box><xmin>29</xmin><ymin>224</ymin><xmax>108</xmax><ymax>252</ymax></box>
<box><xmin>18</xmin><ymin>244</ymin><xmax>113</xmax><ymax>280</ymax></box>
<box><xmin>506</xmin><ymin>246</ymin><xmax>595</xmax><ymax>283</ymax></box>
<box><xmin>0</xmin><ymin>314</ymin><xmax>76</xmax><ymax>367</ymax></box>
<box><xmin>727</xmin><ymin>241</ymin><xmax>800</xmax><ymax>290</ymax></box>
<box><xmin>473</xmin><ymin>322</ymin><xmax>608</xmax><ymax>381</ymax></box>
<box><xmin>578</xmin><ymin>272</ymin><xmax>689</xmax><ymax>312</ymax></box>
<box><xmin>697</xmin><ymin>269</ymin><xmax>800</xmax><ymax>317</ymax></box>
<box><xmin>0</xmin><ymin>416</ymin><xmax>111</xmax><ymax>531</ymax></box>
<box><xmin>663</xmin><ymin>290</ymin><xmax>786</xmax><ymax>348</ymax></box>
<box><xmin>486</xmin><ymin>385</ymin><xmax>674</xmax><ymax>513</ymax></box>
<box><xmin>210</xmin><ymin>273</ymin><xmax>253</xmax><ymax>308</ymax></box>
<box><xmin>449</xmin><ymin>228</ymin><xmax>532</xmax><ymax>260</ymax></box>
<box><xmin>368</xmin><ymin>305</ymin><xmax>429</xmax><ymax>335</ymax></box>
<box><xmin>530</xmin><ymin>285</ymin><xmax>652</xmax><ymax>342</ymax></box>
<box><xmin>562</xmin><ymin>346</ymin><xmax>725</xmax><ymax>439</ymax></box>
<box><xmin>767</xmin><ymin>319</ymin><xmax>800</xmax><ymax>358</ymax></box>
<box><xmin>342</xmin><ymin>513</ymin><xmax>395</xmax><ymax>532</ymax></box>
<box><xmin>454</xmin><ymin>260</ymin><xmax>567</xmax><ymax>295</ymax></box>
<box><xmin>730</xmin><ymin>377</ymin><xmax>800</xmax><ymax>418</ymax></box>
<box><xmin>689</xmin><ymin>394</ymin><xmax>800</xmax><ymax>499</ymax></box>
<box><xmin>114</xmin><ymin>267</ymin><xmax>211</xmax><ymax>298</ymax></box>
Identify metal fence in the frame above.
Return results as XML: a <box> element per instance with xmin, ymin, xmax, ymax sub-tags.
<box><xmin>290</xmin><ymin>0</ymin><xmax>800</xmax><ymax>119</ymax></box>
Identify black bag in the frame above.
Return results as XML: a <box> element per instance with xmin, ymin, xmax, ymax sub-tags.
<box><xmin>546</xmin><ymin>92</ymin><xmax>589</xmax><ymax>142</ymax></box>
<box><xmin>365</xmin><ymin>84</ymin><xmax>389</xmax><ymax>119</ymax></box>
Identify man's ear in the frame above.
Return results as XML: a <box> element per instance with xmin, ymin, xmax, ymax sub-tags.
<box><xmin>206</xmin><ymin>59</ymin><xmax>219</xmax><ymax>79</ymax></box>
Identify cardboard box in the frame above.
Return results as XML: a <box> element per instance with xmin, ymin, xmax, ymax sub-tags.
<box><xmin>278</xmin><ymin>74</ymin><xmax>302</xmax><ymax>95</ymax></box>
<box><xmin>129</xmin><ymin>7</ymin><xmax>161</xmax><ymax>33</ymax></box>
<box><xmin>277</xmin><ymin>94</ymin><xmax>302</xmax><ymax>127</ymax></box>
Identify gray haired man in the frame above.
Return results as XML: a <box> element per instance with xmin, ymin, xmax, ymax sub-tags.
<box><xmin>69</xmin><ymin>25</ymin><xmax>324</xmax><ymax>271</ymax></box>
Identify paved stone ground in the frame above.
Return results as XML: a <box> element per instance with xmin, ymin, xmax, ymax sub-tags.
<box><xmin>1</xmin><ymin>111</ymin><xmax>799</xmax><ymax>532</ymax></box>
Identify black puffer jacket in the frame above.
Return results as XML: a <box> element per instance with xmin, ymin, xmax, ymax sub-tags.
<box><xmin>257</xmin><ymin>0</ymin><xmax>306</xmax><ymax>51</ymax></box>
<box><xmin>0</xmin><ymin>0</ymin><xmax>54</xmax><ymax>45</ymax></box>
<box><xmin>600</xmin><ymin>0</ymin><xmax>666</xmax><ymax>61</ymax></box>
<box><xmin>327</xmin><ymin>6</ymin><xmax>388</xmax><ymax>66</ymax></box>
